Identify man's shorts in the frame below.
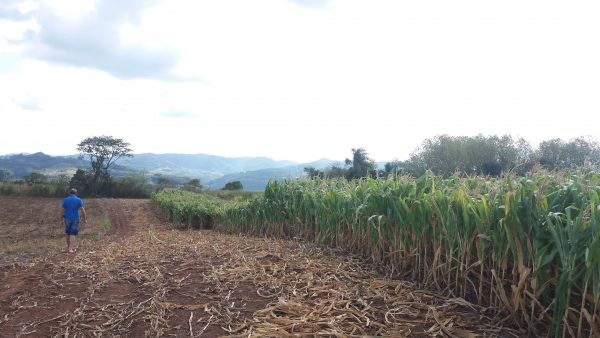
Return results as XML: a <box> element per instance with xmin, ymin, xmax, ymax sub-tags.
<box><xmin>65</xmin><ymin>219</ymin><xmax>80</xmax><ymax>236</ymax></box>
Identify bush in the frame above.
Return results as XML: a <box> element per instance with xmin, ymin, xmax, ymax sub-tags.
<box><xmin>53</xmin><ymin>185</ymin><xmax>70</xmax><ymax>197</ymax></box>
<box><xmin>69</xmin><ymin>169</ymin><xmax>93</xmax><ymax>196</ymax></box>
<box><xmin>108</xmin><ymin>176</ymin><xmax>151</xmax><ymax>198</ymax></box>
<box><xmin>30</xmin><ymin>184</ymin><xmax>51</xmax><ymax>197</ymax></box>
<box><xmin>0</xmin><ymin>184</ymin><xmax>14</xmax><ymax>195</ymax></box>
<box><xmin>24</xmin><ymin>172</ymin><xmax>47</xmax><ymax>185</ymax></box>
<box><xmin>183</xmin><ymin>179</ymin><xmax>203</xmax><ymax>192</ymax></box>
<box><xmin>0</xmin><ymin>173</ymin><xmax>151</xmax><ymax>198</ymax></box>
<box><xmin>222</xmin><ymin>181</ymin><xmax>243</xmax><ymax>191</ymax></box>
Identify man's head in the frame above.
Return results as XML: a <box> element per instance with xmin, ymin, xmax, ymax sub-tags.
<box><xmin>69</xmin><ymin>188</ymin><xmax>78</xmax><ymax>195</ymax></box>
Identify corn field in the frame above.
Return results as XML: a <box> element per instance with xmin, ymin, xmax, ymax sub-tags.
<box><xmin>151</xmin><ymin>189</ymin><xmax>247</xmax><ymax>228</ymax></box>
<box><xmin>153</xmin><ymin>172</ymin><xmax>600</xmax><ymax>337</ymax></box>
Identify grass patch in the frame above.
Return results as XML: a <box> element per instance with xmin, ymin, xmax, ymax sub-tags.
<box><xmin>147</xmin><ymin>229</ymin><xmax>164</xmax><ymax>244</ymax></box>
<box><xmin>81</xmin><ymin>232</ymin><xmax>99</xmax><ymax>242</ymax></box>
<box><xmin>1</xmin><ymin>239</ymin><xmax>64</xmax><ymax>256</ymax></box>
<box><xmin>99</xmin><ymin>217</ymin><xmax>113</xmax><ymax>231</ymax></box>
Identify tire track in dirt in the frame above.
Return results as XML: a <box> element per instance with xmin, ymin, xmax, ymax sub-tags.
<box><xmin>0</xmin><ymin>199</ymin><xmax>132</xmax><ymax>303</ymax></box>
<box><xmin>0</xmin><ymin>200</ymin><xmax>271</xmax><ymax>337</ymax></box>
<box><xmin>0</xmin><ymin>199</ymin><xmax>150</xmax><ymax>336</ymax></box>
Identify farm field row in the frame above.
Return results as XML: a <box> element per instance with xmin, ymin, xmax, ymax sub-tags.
<box><xmin>0</xmin><ymin>198</ymin><xmax>506</xmax><ymax>337</ymax></box>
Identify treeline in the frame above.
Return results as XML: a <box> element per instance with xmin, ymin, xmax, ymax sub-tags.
<box><xmin>0</xmin><ymin>170</ymin><xmax>152</xmax><ymax>198</ymax></box>
<box><xmin>306</xmin><ymin>135</ymin><xmax>600</xmax><ymax>179</ymax></box>
<box><xmin>0</xmin><ymin>170</ymin><xmax>213</xmax><ymax>198</ymax></box>
<box><xmin>2</xmin><ymin>136</ymin><xmax>152</xmax><ymax>198</ymax></box>
<box><xmin>0</xmin><ymin>169</ymin><xmax>242</xmax><ymax>198</ymax></box>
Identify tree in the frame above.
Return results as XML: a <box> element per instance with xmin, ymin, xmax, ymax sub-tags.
<box><xmin>70</xmin><ymin>169</ymin><xmax>93</xmax><ymax>196</ymax></box>
<box><xmin>513</xmin><ymin>137</ymin><xmax>536</xmax><ymax>175</ymax></box>
<box><xmin>326</xmin><ymin>165</ymin><xmax>347</xmax><ymax>179</ymax></box>
<box><xmin>23</xmin><ymin>172</ymin><xmax>47</xmax><ymax>185</ymax></box>
<box><xmin>156</xmin><ymin>177</ymin><xmax>174</xmax><ymax>191</ymax></box>
<box><xmin>77</xmin><ymin>136</ymin><xmax>133</xmax><ymax>196</ymax></box>
<box><xmin>53</xmin><ymin>174</ymin><xmax>71</xmax><ymax>196</ymax></box>
<box><xmin>303</xmin><ymin>167</ymin><xmax>325</xmax><ymax>179</ymax></box>
<box><xmin>537</xmin><ymin>137</ymin><xmax>600</xmax><ymax>171</ymax></box>
<box><xmin>403</xmin><ymin>134</ymin><xmax>530</xmax><ymax>177</ymax></box>
<box><xmin>111</xmin><ymin>175</ymin><xmax>151</xmax><ymax>198</ymax></box>
<box><xmin>345</xmin><ymin>148</ymin><xmax>376</xmax><ymax>179</ymax></box>
<box><xmin>222</xmin><ymin>181</ymin><xmax>243</xmax><ymax>190</ymax></box>
<box><xmin>0</xmin><ymin>169</ymin><xmax>12</xmax><ymax>182</ymax></box>
<box><xmin>384</xmin><ymin>160</ymin><xmax>405</xmax><ymax>177</ymax></box>
<box><xmin>183</xmin><ymin>178</ymin><xmax>203</xmax><ymax>192</ymax></box>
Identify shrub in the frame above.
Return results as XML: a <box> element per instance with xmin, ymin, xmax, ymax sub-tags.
<box><xmin>222</xmin><ymin>181</ymin><xmax>243</xmax><ymax>191</ymax></box>
<box><xmin>0</xmin><ymin>184</ymin><xmax>14</xmax><ymax>195</ymax></box>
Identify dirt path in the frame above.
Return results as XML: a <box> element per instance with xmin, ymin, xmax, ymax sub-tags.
<box><xmin>0</xmin><ymin>199</ymin><xmax>514</xmax><ymax>337</ymax></box>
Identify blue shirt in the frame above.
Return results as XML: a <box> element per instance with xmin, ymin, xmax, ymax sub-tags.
<box><xmin>62</xmin><ymin>195</ymin><xmax>84</xmax><ymax>221</ymax></box>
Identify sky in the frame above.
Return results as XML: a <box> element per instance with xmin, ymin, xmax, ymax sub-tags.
<box><xmin>1</xmin><ymin>0</ymin><xmax>599</xmax><ymax>163</ymax></box>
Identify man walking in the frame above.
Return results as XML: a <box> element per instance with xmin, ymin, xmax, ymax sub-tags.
<box><xmin>61</xmin><ymin>188</ymin><xmax>87</xmax><ymax>253</ymax></box>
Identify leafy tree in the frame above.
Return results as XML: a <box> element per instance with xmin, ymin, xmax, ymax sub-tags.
<box><xmin>23</xmin><ymin>172</ymin><xmax>47</xmax><ymax>185</ymax></box>
<box><xmin>537</xmin><ymin>139</ymin><xmax>563</xmax><ymax>170</ymax></box>
<box><xmin>303</xmin><ymin>167</ymin><xmax>325</xmax><ymax>179</ymax></box>
<box><xmin>383</xmin><ymin>160</ymin><xmax>405</xmax><ymax>177</ymax></box>
<box><xmin>110</xmin><ymin>175</ymin><xmax>151</xmax><ymax>198</ymax></box>
<box><xmin>345</xmin><ymin>148</ymin><xmax>377</xmax><ymax>179</ymax></box>
<box><xmin>404</xmin><ymin>134</ymin><xmax>531</xmax><ymax>177</ymax></box>
<box><xmin>69</xmin><ymin>170</ymin><xmax>149</xmax><ymax>198</ymax></box>
<box><xmin>538</xmin><ymin>137</ymin><xmax>600</xmax><ymax>171</ymax></box>
<box><xmin>70</xmin><ymin>169</ymin><xmax>93</xmax><ymax>196</ymax></box>
<box><xmin>53</xmin><ymin>174</ymin><xmax>71</xmax><ymax>196</ymax></box>
<box><xmin>183</xmin><ymin>178</ymin><xmax>203</xmax><ymax>192</ymax></box>
<box><xmin>326</xmin><ymin>164</ymin><xmax>347</xmax><ymax>179</ymax></box>
<box><xmin>157</xmin><ymin>177</ymin><xmax>172</xmax><ymax>185</ymax></box>
<box><xmin>77</xmin><ymin>136</ymin><xmax>133</xmax><ymax>196</ymax></box>
<box><xmin>222</xmin><ymin>181</ymin><xmax>243</xmax><ymax>191</ymax></box>
<box><xmin>0</xmin><ymin>169</ymin><xmax>12</xmax><ymax>182</ymax></box>
<box><xmin>156</xmin><ymin>177</ymin><xmax>174</xmax><ymax>191</ymax></box>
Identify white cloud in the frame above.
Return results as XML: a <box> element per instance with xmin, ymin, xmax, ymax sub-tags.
<box><xmin>12</xmin><ymin>92</ymin><xmax>41</xmax><ymax>110</ymax></box>
<box><xmin>9</xmin><ymin>0</ymin><xmax>189</xmax><ymax>80</ymax></box>
<box><xmin>40</xmin><ymin>0</ymin><xmax>94</xmax><ymax>18</ymax></box>
<box><xmin>0</xmin><ymin>0</ymin><xmax>599</xmax><ymax>162</ymax></box>
<box><xmin>0</xmin><ymin>0</ymin><xmax>37</xmax><ymax>20</ymax></box>
<box><xmin>159</xmin><ymin>110</ymin><xmax>196</xmax><ymax>118</ymax></box>
<box><xmin>289</xmin><ymin>0</ymin><xmax>330</xmax><ymax>9</ymax></box>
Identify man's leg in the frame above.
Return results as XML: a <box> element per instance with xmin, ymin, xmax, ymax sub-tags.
<box><xmin>65</xmin><ymin>220</ymin><xmax>71</xmax><ymax>251</ymax></box>
<box><xmin>68</xmin><ymin>220</ymin><xmax>79</xmax><ymax>253</ymax></box>
<box><xmin>70</xmin><ymin>235</ymin><xmax>77</xmax><ymax>251</ymax></box>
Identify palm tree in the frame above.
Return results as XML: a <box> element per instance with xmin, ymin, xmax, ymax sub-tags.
<box><xmin>345</xmin><ymin>148</ymin><xmax>376</xmax><ymax>179</ymax></box>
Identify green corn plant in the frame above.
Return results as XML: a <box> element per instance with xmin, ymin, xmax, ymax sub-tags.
<box><xmin>152</xmin><ymin>172</ymin><xmax>600</xmax><ymax>337</ymax></box>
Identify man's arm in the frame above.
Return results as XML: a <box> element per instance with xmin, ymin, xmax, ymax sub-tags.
<box><xmin>80</xmin><ymin>207</ymin><xmax>88</xmax><ymax>224</ymax></box>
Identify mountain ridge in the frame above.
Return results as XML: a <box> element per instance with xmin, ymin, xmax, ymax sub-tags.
<box><xmin>0</xmin><ymin>152</ymin><xmax>336</xmax><ymax>191</ymax></box>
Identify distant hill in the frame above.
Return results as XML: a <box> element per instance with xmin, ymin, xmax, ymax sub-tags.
<box><xmin>0</xmin><ymin>152</ymin><xmax>86</xmax><ymax>178</ymax></box>
<box><xmin>207</xmin><ymin>159</ymin><xmax>337</xmax><ymax>191</ymax></box>
<box><xmin>0</xmin><ymin>153</ymin><xmax>337</xmax><ymax>190</ymax></box>
<box><xmin>118</xmin><ymin>153</ymin><xmax>295</xmax><ymax>183</ymax></box>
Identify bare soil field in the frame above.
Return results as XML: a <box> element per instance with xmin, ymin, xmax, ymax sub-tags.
<box><xmin>0</xmin><ymin>198</ymin><xmax>514</xmax><ymax>337</ymax></box>
<box><xmin>0</xmin><ymin>197</ymin><xmax>117</xmax><ymax>257</ymax></box>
